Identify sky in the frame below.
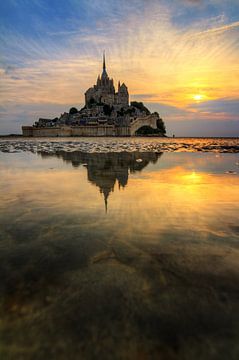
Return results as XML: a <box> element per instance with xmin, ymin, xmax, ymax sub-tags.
<box><xmin>0</xmin><ymin>0</ymin><xmax>239</xmax><ymax>136</ymax></box>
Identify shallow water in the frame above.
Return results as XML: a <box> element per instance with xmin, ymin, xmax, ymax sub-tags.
<box><xmin>0</xmin><ymin>140</ymin><xmax>239</xmax><ymax>359</ymax></box>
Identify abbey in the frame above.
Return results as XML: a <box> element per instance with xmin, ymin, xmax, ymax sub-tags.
<box><xmin>85</xmin><ymin>53</ymin><xmax>129</xmax><ymax>107</ymax></box>
<box><xmin>22</xmin><ymin>53</ymin><xmax>166</xmax><ymax>137</ymax></box>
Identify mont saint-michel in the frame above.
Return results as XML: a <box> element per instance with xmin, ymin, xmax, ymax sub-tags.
<box><xmin>22</xmin><ymin>54</ymin><xmax>166</xmax><ymax>137</ymax></box>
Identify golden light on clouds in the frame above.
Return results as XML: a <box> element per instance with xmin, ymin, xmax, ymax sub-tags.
<box><xmin>1</xmin><ymin>9</ymin><xmax>239</xmax><ymax>110</ymax></box>
<box><xmin>0</xmin><ymin>0</ymin><xmax>239</xmax><ymax>134</ymax></box>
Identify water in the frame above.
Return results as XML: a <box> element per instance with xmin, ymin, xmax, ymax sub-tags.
<box><xmin>0</xmin><ymin>138</ymin><xmax>239</xmax><ymax>359</ymax></box>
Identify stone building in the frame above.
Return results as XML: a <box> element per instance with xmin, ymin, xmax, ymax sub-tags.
<box><xmin>22</xmin><ymin>52</ymin><xmax>166</xmax><ymax>137</ymax></box>
<box><xmin>85</xmin><ymin>53</ymin><xmax>129</xmax><ymax>107</ymax></box>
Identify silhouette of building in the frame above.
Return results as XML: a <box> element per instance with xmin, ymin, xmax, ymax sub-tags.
<box><xmin>85</xmin><ymin>52</ymin><xmax>129</xmax><ymax>107</ymax></box>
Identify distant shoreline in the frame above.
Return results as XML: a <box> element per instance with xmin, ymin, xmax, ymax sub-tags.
<box><xmin>0</xmin><ymin>135</ymin><xmax>238</xmax><ymax>139</ymax></box>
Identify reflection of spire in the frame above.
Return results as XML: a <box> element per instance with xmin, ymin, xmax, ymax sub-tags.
<box><xmin>103</xmin><ymin>190</ymin><xmax>108</xmax><ymax>213</ymax></box>
<box><xmin>100</xmin><ymin>187</ymin><xmax>111</xmax><ymax>213</ymax></box>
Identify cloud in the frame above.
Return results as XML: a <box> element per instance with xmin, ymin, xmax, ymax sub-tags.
<box><xmin>189</xmin><ymin>98</ymin><xmax>239</xmax><ymax>116</ymax></box>
<box><xmin>0</xmin><ymin>102</ymin><xmax>77</xmax><ymax>134</ymax></box>
<box><xmin>0</xmin><ymin>0</ymin><xmax>239</xmax><ymax>135</ymax></box>
<box><xmin>166</xmin><ymin>119</ymin><xmax>239</xmax><ymax>137</ymax></box>
<box><xmin>190</xmin><ymin>20</ymin><xmax>239</xmax><ymax>38</ymax></box>
<box><xmin>145</xmin><ymin>99</ymin><xmax>239</xmax><ymax>136</ymax></box>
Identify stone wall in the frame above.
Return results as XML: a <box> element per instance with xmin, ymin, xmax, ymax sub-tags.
<box><xmin>71</xmin><ymin>126</ymin><xmax>116</xmax><ymax>136</ymax></box>
<box><xmin>130</xmin><ymin>114</ymin><xmax>158</xmax><ymax>135</ymax></box>
<box><xmin>22</xmin><ymin>114</ymin><xmax>160</xmax><ymax>137</ymax></box>
<box><xmin>22</xmin><ymin>125</ymin><xmax>131</xmax><ymax>137</ymax></box>
<box><xmin>22</xmin><ymin>126</ymin><xmax>34</xmax><ymax>137</ymax></box>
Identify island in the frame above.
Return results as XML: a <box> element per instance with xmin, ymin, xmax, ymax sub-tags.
<box><xmin>22</xmin><ymin>53</ymin><xmax>166</xmax><ymax>137</ymax></box>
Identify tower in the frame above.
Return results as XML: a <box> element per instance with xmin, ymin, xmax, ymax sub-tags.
<box><xmin>101</xmin><ymin>51</ymin><xmax>108</xmax><ymax>81</ymax></box>
<box><xmin>85</xmin><ymin>52</ymin><xmax>129</xmax><ymax>106</ymax></box>
<box><xmin>117</xmin><ymin>83</ymin><xmax>129</xmax><ymax>106</ymax></box>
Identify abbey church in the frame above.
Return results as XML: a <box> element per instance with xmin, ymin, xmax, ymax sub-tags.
<box><xmin>22</xmin><ymin>53</ymin><xmax>166</xmax><ymax>137</ymax></box>
<box><xmin>85</xmin><ymin>53</ymin><xmax>129</xmax><ymax>107</ymax></box>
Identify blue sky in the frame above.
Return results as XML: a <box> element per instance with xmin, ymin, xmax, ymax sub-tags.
<box><xmin>0</xmin><ymin>0</ymin><xmax>239</xmax><ymax>136</ymax></box>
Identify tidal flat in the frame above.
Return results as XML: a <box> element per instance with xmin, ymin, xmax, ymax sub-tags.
<box><xmin>0</xmin><ymin>138</ymin><xmax>239</xmax><ymax>360</ymax></box>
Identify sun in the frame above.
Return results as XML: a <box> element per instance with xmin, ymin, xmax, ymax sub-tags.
<box><xmin>192</xmin><ymin>94</ymin><xmax>204</xmax><ymax>101</ymax></box>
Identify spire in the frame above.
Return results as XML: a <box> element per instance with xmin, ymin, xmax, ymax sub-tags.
<box><xmin>101</xmin><ymin>51</ymin><xmax>108</xmax><ymax>79</ymax></box>
<box><xmin>103</xmin><ymin>51</ymin><xmax>106</xmax><ymax>71</ymax></box>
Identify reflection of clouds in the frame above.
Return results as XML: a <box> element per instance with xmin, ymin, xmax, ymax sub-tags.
<box><xmin>125</xmin><ymin>165</ymin><xmax>239</xmax><ymax>243</ymax></box>
<box><xmin>1</xmin><ymin>152</ymin><xmax>239</xmax><ymax>243</ymax></box>
<box><xmin>1</xmin><ymin>149</ymin><xmax>239</xmax><ymax>358</ymax></box>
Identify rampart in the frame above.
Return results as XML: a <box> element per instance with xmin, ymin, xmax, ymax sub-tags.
<box><xmin>22</xmin><ymin>114</ymin><xmax>161</xmax><ymax>137</ymax></box>
<box><xmin>22</xmin><ymin>125</ymin><xmax>131</xmax><ymax>137</ymax></box>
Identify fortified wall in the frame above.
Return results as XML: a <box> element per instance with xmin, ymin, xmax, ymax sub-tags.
<box><xmin>22</xmin><ymin>125</ymin><xmax>130</xmax><ymax>137</ymax></box>
<box><xmin>22</xmin><ymin>113</ymin><xmax>160</xmax><ymax>137</ymax></box>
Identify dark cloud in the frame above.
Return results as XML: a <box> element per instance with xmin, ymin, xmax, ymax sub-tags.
<box><xmin>166</xmin><ymin>119</ymin><xmax>239</xmax><ymax>137</ymax></box>
<box><xmin>145</xmin><ymin>100</ymin><xmax>239</xmax><ymax>136</ymax></box>
<box><xmin>0</xmin><ymin>103</ymin><xmax>79</xmax><ymax>134</ymax></box>
<box><xmin>190</xmin><ymin>98</ymin><xmax>239</xmax><ymax>115</ymax></box>
<box><xmin>145</xmin><ymin>102</ymin><xmax>189</xmax><ymax>117</ymax></box>
<box><xmin>131</xmin><ymin>94</ymin><xmax>158</xmax><ymax>100</ymax></box>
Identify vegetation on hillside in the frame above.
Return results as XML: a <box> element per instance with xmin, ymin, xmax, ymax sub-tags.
<box><xmin>130</xmin><ymin>101</ymin><xmax>150</xmax><ymax>115</ymax></box>
<box><xmin>69</xmin><ymin>107</ymin><xmax>78</xmax><ymax>114</ymax></box>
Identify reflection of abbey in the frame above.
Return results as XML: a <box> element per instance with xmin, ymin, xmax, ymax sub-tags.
<box><xmin>22</xmin><ymin>53</ymin><xmax>166</xmax><ymax>137</ymax></box>
<box><xmin>39</xmin><ymin>151</ymin><xmax>162</xmax><ymax>211</ymax></box>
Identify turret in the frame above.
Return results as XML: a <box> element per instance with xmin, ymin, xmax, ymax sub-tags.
<box><xmin>117</xmin><ymin>83</ymin><xmax>129</xmax><ymax>106</ymax></box>
<box><xmin>119</xmin><ymin>83</ymin><xmax>128</xmax><ymax>93</ymax></box>
<box><xmin>97</xmin><ymin>75</ymin><xmax>101</xmax><ymax>87</ymax></box>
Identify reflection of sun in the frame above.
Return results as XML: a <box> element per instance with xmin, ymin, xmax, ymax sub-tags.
<box><xmin>193</xmin><ymin>94</ymin><xmax>204</xmax><ymax>101</ymax></box>
<box><xmin>182</xmin><ymin>171</ymin><xmax>202</xmax><ymax>183</ymax></box>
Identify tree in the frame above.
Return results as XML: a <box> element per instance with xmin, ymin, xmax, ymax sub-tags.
<box><xmin>89</xmin><ymin>98</ymin><xmax>96</xmax><ymax>104</ymax></box>
<box><xmin>103</xmin><ymin>104</ymin><xmax>113</xmax><ymax>116</ymax></box>
<box><xmin>125</xmin><ymin>107</ymin><xmax>136</xmax><ymax>115</ymax></box>
<box><xmin>135</xmin><ymin>122</ymin><xmax>166</xmax><ymax>136</ymax></box>
<box><xmin>130</xmin><ymin>101</ymin><xmax>150</xmax><ymax>115</ymax></box>
<box><xmin>156</xmin><ymin>117</ymin><xmax>166</xmax><ymax>135</ymax></box>
<box><xmin>69</xmin><ymin>107</ymin><xmax>78</xmax><ymax>115</ymax></box>
<box><xmin>87</xmin><ymin>98</ymin><xmax>96</xmax><ymax>108</ymax></box>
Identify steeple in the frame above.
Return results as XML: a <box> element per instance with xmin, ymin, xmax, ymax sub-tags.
<box><xmin>101</xmin><ymin>51</ymin><xmax>108</xmax><ymax>79</ymax></box>
<box><xmin>103</xmin><ymin>51</ymin><xmax>106</xmax><ymax>71</ymax></box>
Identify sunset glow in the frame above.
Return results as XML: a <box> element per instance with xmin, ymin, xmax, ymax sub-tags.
<box><xmin>0</xmin><ymin>0</ymin><xmax>238</xmax><ymax>136</ymax></box>
<box><xmin>192</xmin><ymin>95</ymin><xmax>204</xmax><ymax>102</ymax></box>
